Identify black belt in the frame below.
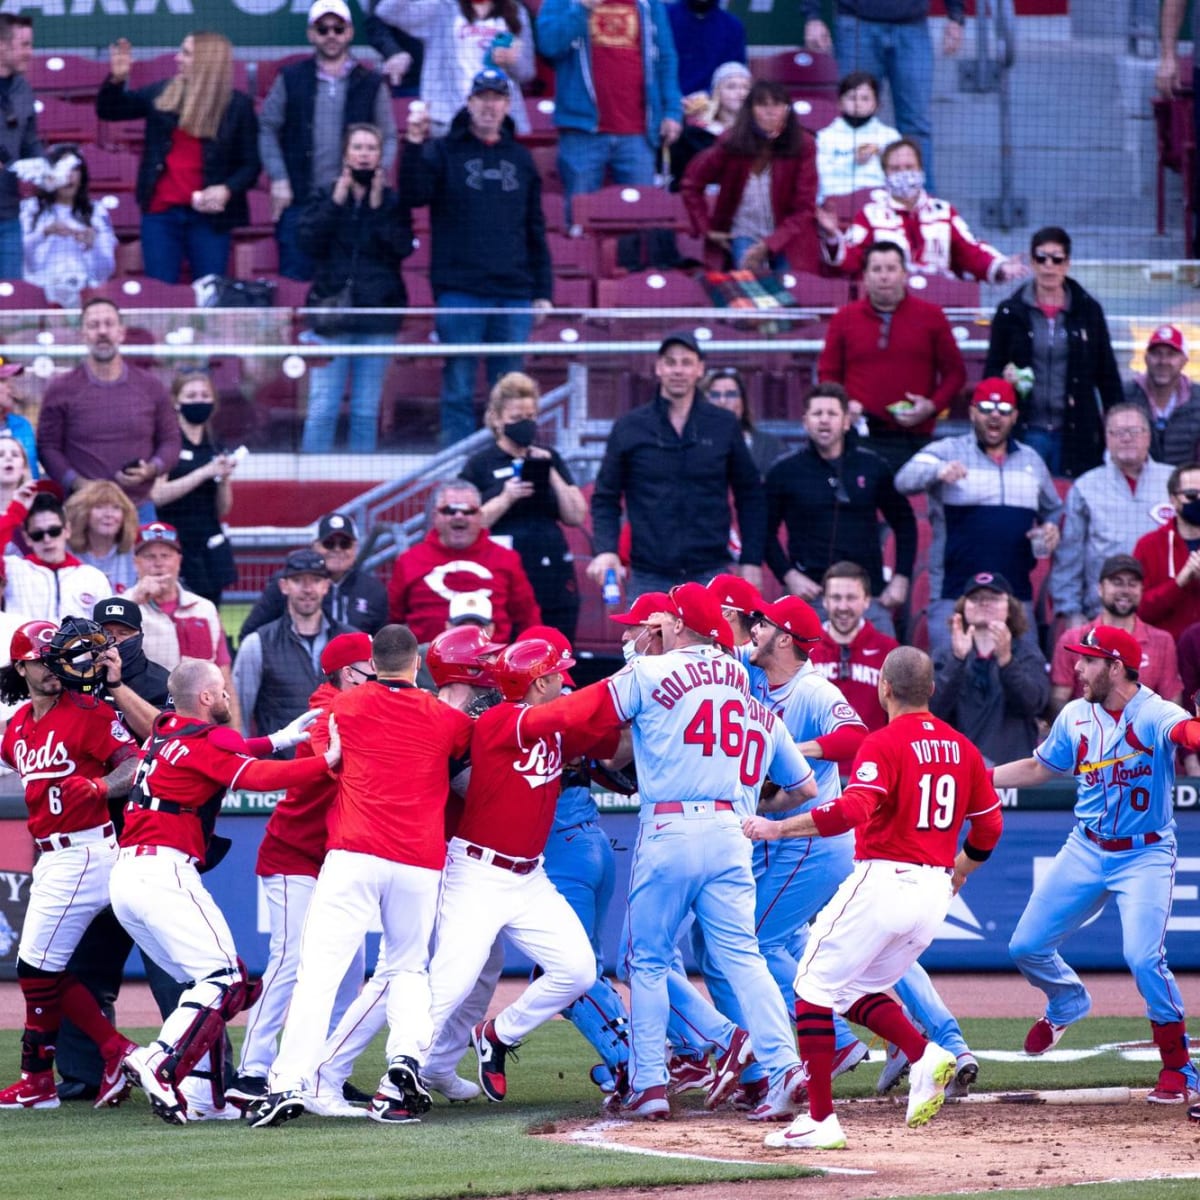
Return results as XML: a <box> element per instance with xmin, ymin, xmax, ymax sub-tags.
<box><xmin>1083</xmin><ymin>827</ymin><xmax>1162</xmax><ymax>852</ymax></box>
<box><xmin>129</xmin><ymin>796</ymin><xmax>196</xmax><ymax>816</ymax></box>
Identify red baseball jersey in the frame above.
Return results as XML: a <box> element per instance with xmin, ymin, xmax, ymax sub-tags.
<box><xmin>456</xmin><ymin>698</ymin><xmax>619</xmax><ymax>860</ymax></box>
<box><xmin>328</xmin><ymin>681</ymin><xmax>473</xmax><ymax>869</ymax></box>
<box><xmin>121</xmin><ymin>714</ymin><xmax>331</xmax><ymax>862</ymax></box>
<box><xmin>1</xmin><ymin>693</ymin><xmax>137</xmax><ymax>838</ymax></box>
<box><xmin>806</xmin><ymin>623</ymin><xmax>899</xmax><ymax>732</ymax></box>
<box><xmin>812</xmin><ymin>710</ymin><xmax>1001</xmax><ymax>868</ymax></box>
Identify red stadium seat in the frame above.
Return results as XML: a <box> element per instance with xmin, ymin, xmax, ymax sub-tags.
<box><xmin>235</xmin><ymin>190</ymin><xmax>277</xmax><ymax>239</ymax></box>
<box><xmin>572</xmin><ymin>185</ymin><xmax>688</xmax><ymax>237</ymax></box>
<box><xmin>751</xmin><ymin>50</ymin><xmax>840</xmax><ymax>93</ymax></box>
<box><xmin>231</xmin><ymin>236</ymin><xmax>280</xmax><ymax>278</ymax></box>
<box><xmin>128</xmin><ymin>53</ymin><xmax>181</xmax><ymax>89</ymax></box>
<box><xmin>0</xmin><ymin>280</ymin><xmax>52</xmax><ymax>309</ymax></box>
<box><xmin>553</xmin><ymin>276</ymin><xmax>593</xmax><ymax>310</ymax></box>
<box><xmin>548</xmin><ymin>230</ymin><xmax>597</xmax><ymax>277</ymax></box>
<box><xmin>33</xmin><ymin>98</ymin><xmax>98</xmax><ymax>144</ymax></box>
<box><xmin>83</xmin><ymin>278</ymin><xmax>196</xmax><ymax>308</ymax></box>
<box><xmin>791</xmin><ymin>94</ymin><xmax>839</xmax><ymax>135</ymax></box>
<box><xmin>113</xmin><ymin>240</ymin><xmax>143</xmax><ymax>277</ymax></box>
<box><xmin>27</xmin><ymin>54</ymin><xmax>110</xmax><ymax>100</ymax></box>
<box><xmin>905</xmin><ymin>272</ymin><xmax>982</xmax><ymax>309</ymax></box>
<box><xmin>523</xmin><ymin>97</ymin><xmax>559</xmax><ymax>145</ymax></box>
<box><xmin>97</xmin><ymin>191</ymin><xmax>140</xmax><ymax>237</ymax></box>
<box><xmin>82</xmin><ymin>146</ymin><xmax>140</xmax><ymax>193</ymax></box>
<box><xmin>824</xmin><ymin>186</ymin><xmax>881</xmax><ymax>228</ymax></box>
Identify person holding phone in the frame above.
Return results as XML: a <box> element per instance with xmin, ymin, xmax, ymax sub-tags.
<box><xmin>459</xmin><ymin>372</ymin><xmax>587</xmax><ymax>640</ymax></box>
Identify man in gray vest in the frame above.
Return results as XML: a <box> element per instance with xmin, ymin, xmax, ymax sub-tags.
<box><xmin>258</xmin><ymin>0</ymin><xmax>397</xmax><ymax>279</ymax></box>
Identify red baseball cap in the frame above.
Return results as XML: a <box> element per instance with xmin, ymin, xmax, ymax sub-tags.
<box><xmin>135</xmin><ymin>522</ymin><xmax>182</xmax><ymax>553</ymax></box>
<box><xmin>610</xmin><ymin>591</ymin><xmax>671</xmax><ymax>626</ymax></box>
<box><xmin>972</xmin><ymin>377</ymin><xmax>1017</xmax><ymax>407</ymax></box>
<box><xmin>1065</xmin><ymin>625</ymin><xmax>1142</xmax><ymax>672</ymax></box>
<box><xmin>756</xmin><ymin>596</ymin><xmax>823</xmax><ymax>642</ymax></box>
<box><xmin>320</xmin><ymin>631</ymin><xmax>373</xmax><ymax>675</ymax></box>
<box><xmin>520</xmin><ymin>624</ymin><xmax>576</xmax><ymax>687</ymax></box>
<box><xmin>1147</xmin><ymin>324</ymin><xmax>1186</xmax><ymax>355</ymax></box>
<box><xmin>706</xmin><ymin>572</ymin><xmax>764</xmax><ymax>615</ymax></box>
<box><xmin>666</xmin><ymin>583</ymin><xmax>734</xmax><ymax>652</ymax></box>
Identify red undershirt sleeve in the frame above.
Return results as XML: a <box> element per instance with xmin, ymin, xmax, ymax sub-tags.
<box><xmin>813</xmin><ymin>724</ymin><xmax>867</xmax><ymax>762</ymax></box>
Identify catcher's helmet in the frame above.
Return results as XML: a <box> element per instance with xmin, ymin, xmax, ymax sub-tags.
<box><xmin>43</xmin><ymin>616</ymin><xmax>112</xmax><ymax>693</ymax></box>
<box><xmin>10</xmin><ymin>620</ymin><xmax>58</xmax><ymax>663</ymax></box>
<box><xmin>426</xmin><ymin>626</ymin><xmax>501</xmax><ymax>689</ymax></box>
<box><xmin>494</xmin><ymin>637</ymin><xmax>576</xmax><ymax>702</ymax></box>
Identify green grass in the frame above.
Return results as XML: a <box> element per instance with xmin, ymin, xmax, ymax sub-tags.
<box><xmin>1</xmin><ymin>1017</ymin><xmax>1193</xmax><ymax>1200</ymax></box>
<box><xmin>221</xmin><ymin>601</ymin><xmax>250</xmax><ymax>643</ymax></box>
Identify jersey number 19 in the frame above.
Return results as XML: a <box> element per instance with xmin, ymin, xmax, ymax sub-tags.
<box><xmin>916</xmin><ymin>773</ymin><xmax>956</xmax><ymax>830</ymax></box>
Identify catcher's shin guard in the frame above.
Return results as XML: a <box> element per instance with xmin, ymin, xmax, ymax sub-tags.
<box><xmin>562</xmin><ymin>976</ymin><xmax>630</xmax><ymax>1072</ymax></box>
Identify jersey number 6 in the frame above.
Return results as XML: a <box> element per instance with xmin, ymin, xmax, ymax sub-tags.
<box><xmin>682</xmin><ymin>698</ymin><xmax>767</xmax><ymax>785</ymax></box>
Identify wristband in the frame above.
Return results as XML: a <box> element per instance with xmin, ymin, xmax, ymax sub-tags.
<box><xmin>962</xmin><ymin>839</ymin><xmax>991</xmax><ymax>863</ymax></box>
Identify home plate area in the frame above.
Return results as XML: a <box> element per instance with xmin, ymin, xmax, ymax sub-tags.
<box><xmin>542</xmin><ymin>1093</ymin><xmax>1200</xmax><ymax>1198</ymax></box>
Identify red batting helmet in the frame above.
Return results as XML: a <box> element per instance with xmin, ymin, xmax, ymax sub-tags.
<box><xmin>426</xmin><ymin>626</ymin><xmax>501</xmax><ymax>689</ymax></box>
<box><xmin>494</xmin><ymin>637</ymin><xmax>576</xmax><ymax>702</ymax></box>
<box><xmin>10</xmin><ymin>620</ymin><xmax>58</xmax><ymax>663</ymax></box>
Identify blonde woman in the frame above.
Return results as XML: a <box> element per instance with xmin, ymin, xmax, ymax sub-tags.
<box><xmin>65</xmin><ymin>480</ymin><xmax>140</xmax><ymax>592</ymax></box>
<box><xmin>97</xmin><ymin>34</ymin><xmax>260</xmax><ymax>283</ymax></box>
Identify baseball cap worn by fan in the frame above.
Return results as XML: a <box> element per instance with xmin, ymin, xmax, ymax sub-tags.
<box><xmin>318</xmin><ymin>512</ymin><xmax>359</xmax><ymax>543</ymax></box>
<box><xmin>135</xmin><ymin>522</ymin><xmax>181</xmax><ymax>553</ymax></box>
<box><xmin>281</xmin><ymin>548</ymin><xmax>330</xmax><ymax>578</ymax></box>
<box><xmin>666</xmin><ymin>582</ymin><xmax>734</xmax><ymax>651</ymax></box>
<box><xmin>707</xmin><ymin>572</ymin><xmax>764</xmax><ymax>616</ymax></box>
<box><xmin>321</xmin><ymin>631</ymin><xmax>373</xmax><ymax>675</ymax></box>
<box><xmin>1099</xmin><ymin>553</ymin><xmax>1144</xmax><ymax>581</ymax></box>
<box><xmin>471</xmin><ymin>68</ymin><xmax>509</xmax><ymax>95</ymax></box>
<box><xmin>1065</xmin><ymin>625</ymin><xmax>1142</xmax><ymax>671</ymax></box>
<box><xmin>972</xmin><ymin>377</ymin><xmax>1017</xmax><ymax>407</ymax></box>
<box><xmin>448</xmin><ymin>591</ymin><xmax>493</xmax><ymax>627</ymax></box>
<box><xmin>658</xmin><ymin>330</ymin><xmax>703</xmax><ymax>358</ymax></box>
<box><xmin>1148</xmin><ymin>325</ymin><xmax>1187</xmax><ymax>355</ymax></box>
<box><xmin>961</xmin><ymin>571</ymin><xmax>1013</xmax><ymax>598</ymax></box>
<box><xmin>610</xmin><ymin>591</ymin><xmax>671</xmax><ymax>626</ymax></box>
<box><xmin>93</xmin><ymin>596</ymin><xmax>141</xmax><ymax>631</ymax></box>
<box><xmin>308</xmin><ymin>0</ymin><xmax>351</xmax><ymax>25</ymax></box>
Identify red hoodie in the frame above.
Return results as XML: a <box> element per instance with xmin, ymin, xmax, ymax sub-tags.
<box><xmin>386</xmin><ymin>528</ymin><xmax>541</xmax><ymax>643</ymax></box>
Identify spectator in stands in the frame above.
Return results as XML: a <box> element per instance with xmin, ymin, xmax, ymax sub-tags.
<box><xmin>680</xmin><ymin>79</ymin><xmax>820</xmax><ymax>274</ymax></box>
<box><xmin>536</xmin><ymin>0</ymin><xmax>682</xmax><ymax>219</ymax></box>
<box><xmin>97</xmin><ymin>34</ymin><xmax>260</xmax><ymax>285</ymax></box>
<box><xmin>298</xmin><ymin>123</ymin><xmax>412</xmax><ymax>455</ymax></box>
<box><xmin>234</xmin><ymin>548</ymin><xmax>350</xmax><ymax>745</ymax></box>
<box><xmin>1125</xmin><ymin>325</ymin><xmax>1200</xmax><ymax>466</ymax></box>
<box><xmin>806</xmin><ymin>560</ymin><xmax>899</xmax><ymax>731</ymax></box>
<box><xmin>1049</xmin><ymin>404</ymin><xmax>1172</xmax><ymax>628</ymax></box>
<box><xmin>0</xmin><ymin>435</ymin><xmax>33</xmax><ymax>549</ymax></box>
<box><xmin>240</xmin><ymin>511</ymin><xmax>388</xmax><ymax>641</ymax></box>
<box><xmin>376</xmin><ymin>0</ymin><xmax>535</xmax><ymax>136</ymax></box>
<box><xmin>931</xmin><ymin>571</ymin><xmax>1049</xmax><ymax>766</ymax></box>
<box><xmin>668</xmin><ymin>60</ymin><xmax>750</xmax><ymax>190</ymax></box>
<box><xmin>36</xmin><ymin>298</ymin><xmax>180</xmax><ymax>523</ymax></box>
<box><xmin>0</xmin><ymin>15</ymin><xmax>40</xmax><ymax>280</ymax></box>
<box><xmin>364</xmin><ymin>0</ymin><xmax>421</xmax><ymax>95</ymax></box>
<box><xmin>1175</xmin><ymin>622</ymin><xmax>1200</xmax><ymax>717</ymax></box>
<box><xmin>765</xmin><ymin>381</ymin><xmax>913</xmax><ymax>637</ymax></box>
<box><xmin>983</xmin><ymin>225</ymin><xmax>1122</xmax><ymax>478</ymax></box>
<box><xmin>0</xmin><ymin>360</ymin><xmax>38</xmax><ymax>475</ymax></box>
<box><xmin>815</xmin><ymin>71</ymin><xmax>898</xmax><ymax>202</ymax></box>
<box><xmin>703</xmin><ymin>367</ymin><xmax>787</xmax><ymax>478</ymax></box>
<box><xmin>258</xmin><ymin>0</ymin><xmax>398</xmax><ymax>282</ymax></box>
<box><xmin>20</xmin><ymin>144</ymin><xmax>116</xmax><ymax>308</ymax></box>
<box><xmin>816</xmin><ymin>240</ymin><xmax>966</xmax><ymax>472</ymax></box>
<box><xmin>150</xmin><ymin>368</ymin><xmax>239</xmax><ymax>607</ymax></box>
<box><xmin>1133</xmin><ymin>462</ymin><xmax>1200</xmax><ymax>640</ymax></box>
<box><xmin>1049</xmin><ymin>554</ymin><xmax>1182</xmax><ymax>720</ymax></box>
<box><xmin>459</xmin><ymin>371</ymin><xmax>587</xmax><ymax>640</ymax></box>
<box><xmin>1159</xmin><ymin>0</ymin><xmax>1200</xmax><ymax>257</ymax></box>
<box><xmin>400</xmin><ymin>70</ymin><xmax>551</xmax><ymax>447</ymax></box>
<box><xmin>386</xmin><ymin>478</ymin><xmax>541</xmax><ymax>641</ymax></box>
<box><xmin>587</xmin><ymin>330</ymin><xmax>766</xmax><ymax>598</ymax></box>
<box><xmin>895</xmin><ymin>377</ymin><xmax>1062</xmax><ymax>659</ymax></box>
<box><xmin>64</xmin><ymin>480</ymin><xmax>139</xmax><ymax>593</ymax></box>
<box><xmin>799</xmin><ymin>1</ymin><xmax>964</xmax><ymax>190</ymax></box>
<box><xmin>668</xmin><ymin>0</ymin><xmax>746</xmax><ymax>97</ymax></box>
<box><xmin>817</xmin><ymin>138</ymin><xmax>1024</xmax><ymax>282</ymax></box>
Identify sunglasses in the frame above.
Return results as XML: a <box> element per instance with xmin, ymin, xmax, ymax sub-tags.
<box><xmin>974</xmin><ymin>400</ymin><xmax>1016</xmax><ymax>415</ymax></box>
<box><xmin>1033</xmin><ymin>252</ymin><xmax>1067</xmax><ymax>265</ymax></box>
<box><xmin>321</xmin><ymin>535</ymin><xmax>354</xmax><ymax>550</ymax></box>
<box><xmin>28</xmin><ymin>525</ymin><xmax>64</xmax><ymax>542</ymax></box>
<box><xmin>315</xmin><ymin>21</ymin><xmax>347</xmax><ymax>34</ymax></box>
<box><xmin>437</xmin><ymin>505</ymin><xmax>480</xmax><ymax>517</ymax></box>
<box><xmin>708</xmin><ymin>388</ymin><xmax>742</xmax><ymax>400</ymax></box>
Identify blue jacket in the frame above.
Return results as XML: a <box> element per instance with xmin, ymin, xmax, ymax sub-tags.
<box><xmin>536</xmin><ymin>0</ymin><xmax>682</xmax><ymax>148</ymax></box>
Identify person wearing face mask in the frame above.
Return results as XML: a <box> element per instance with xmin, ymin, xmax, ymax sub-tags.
<box><xmin>817</xmin><ymin>138</ymin><xmax>1025</xmax><ymax>283</ymax></box>
<box><xmin>667</xmin><ymin>0</ymin><xmax>746</xmax><ymax>97</ymax></box>
<box><xmin>1133</xmin><ymin>463</ymin><xmax>1200</xmax><ymax>641</ymax></box>
<box><xmin>459</xmin><ymin>373</ymin><xmax>587</xmax><ymax>641</ymax></box>
<box><xmin>815</xmin><ymin>71</ymin><xmax>898</xmax><ymax>202</ymax></box>
<box><xmin>149</xmin><ymin>369</ymin><xmax>239</xmax><ymax>609</ymax></box>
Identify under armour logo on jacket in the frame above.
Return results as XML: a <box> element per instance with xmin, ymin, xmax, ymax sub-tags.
<box><xmin>464</xmin><ymin>157</ymin><xmax>520</xmax><ymax>191</ymax></box>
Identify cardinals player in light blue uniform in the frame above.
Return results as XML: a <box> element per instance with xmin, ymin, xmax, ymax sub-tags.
<box><xmin>995</xmin><ymin>625</ymin><xmax>1200</xmax><ymax>1105</ymax></box>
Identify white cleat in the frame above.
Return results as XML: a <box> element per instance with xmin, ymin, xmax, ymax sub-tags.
<box><xmin>302</xmin><ymin>1092</ymin><xmax>369</xmax><ymax>1118</ymax></box>
<box><xmin>764</xmin><ymin>1111</ymin><xmax>847</xmax><ymax>1151</ymax></box>
<box><xmin>905</xmin><ymin>1042</ymin><xmax>956</xmax><ymax>1128</ymax></box>
<box><xmin>420</xmin><ymin>1072</ymin><xmax>481</xmax><ymax>1103</ymax></box>
<box><xmin>122</xmin><ymin>1046</ymin><xmax>187</xmax><ymax>1125</ymax></box>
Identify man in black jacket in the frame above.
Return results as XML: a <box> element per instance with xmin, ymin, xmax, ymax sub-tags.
<box><xmin>588</xmin><ymin>331</ymin><xmax>766</xmax><ymax>601</ymax></box>
<box><xmin>400</xmin><ymin>68</ymin><xmax>552</xmax><ymax>447</ymax></box>
<box><xmin>0</xmin><ymin>15</ymin><xmax>40</xmax><ymax>278</ymax></box>
<box><xmin>765</xmin><ymin>382</ymin><xmax>916</xmax><ymax>637</ymax></box>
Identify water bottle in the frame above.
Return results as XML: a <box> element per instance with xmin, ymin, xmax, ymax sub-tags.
<box><xmin>511</xmin><ymin>457</ymin><xmax>523</xmax><ymax>480</ymax></box>
<box><xmin>602</xmin><ymin>568</ymin><xmax>621</xmax><ymax>607</ymax></box>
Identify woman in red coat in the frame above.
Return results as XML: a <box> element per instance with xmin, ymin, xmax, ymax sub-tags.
<box><xmin>680</xmin><ymin>79</ymin><xmax>820</xmax><ymax>275</ymax></box>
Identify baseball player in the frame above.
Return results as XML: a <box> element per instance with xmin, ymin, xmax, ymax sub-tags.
<box><xmin>108</xmin><ymin>658</ymin><xmax>333</xmax><ymax>1125</ymax></box>
<box><xmin>251</xmin><ymin>625</ymin><xmax>473</xmax><ymax>1129</ymax></box>
<box><xmin>424</xmin><ymin>637</ymin><xmax>620</xmax><ymax>1104</ymax></box>
<box><xmin>745</xmin><ymin>646</ymin><xmax>1003</xmax><ymax>1150</ymax></box>
<box><xmin>994</xmin><ymin>625</ymin><xmax>1200</xmax><ymax>1105</ymax></box>
<box><xmin>228</xmin><ymin>632</ymin><xmax>376</xmax><ymax>1115</ymax></box>
<box><xmin>0</xmin><ymin>620</ymin><xmax>141</xmax><ymax>1112</ymax></box>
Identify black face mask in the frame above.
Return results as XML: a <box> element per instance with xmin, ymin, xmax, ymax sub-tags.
<box><xmin>1181</xmin><ymin>498</ymin><xmax>1200</xmax><ymax>525</ymax></box>
<box><xmin>686</xmin><ymin>0</ymin><xmax>719</xmax><ymax>10</ymax></box>
<box><xmin>179</xmin><ymin>402</ymin><xmax>213</xmax><ymax>425</ymax></box>
<box><xmin>350</xmin><ymin>166</ymin><xmax>375</xmax><ymax>188</ymax></box>
<box><xmin>503</xmin><ymin>418</ymin><xmax>537</xmax><ymax>448</ymax></box>
<box><xmin>114</xmin><ymin>633</ymin><xmax>147</xmax><ymax>678</ymax></box>
<box><xmin>842</xmin><ymin>112</ymin><xmax>873</xmax><ymax>130</ymax></box>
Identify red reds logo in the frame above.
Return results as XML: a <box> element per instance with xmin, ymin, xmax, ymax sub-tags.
<box><xmin>13</xmin><ymin>736</ymin><xmax>75</xmax><ymax>783</ymax></box>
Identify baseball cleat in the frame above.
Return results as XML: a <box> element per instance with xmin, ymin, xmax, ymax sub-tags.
<box><xmin>386</xmin><ymin>1056</ymin><xmax>432</xmax><ymax>1115</ymax></box>
<box><xmin>122</xmin><ymin>1047</ymin><xmax>187</xmax><ymax>1125</ymax></box>
<box><xmin>668</xmin><ymin>1054</ymin><xmax>715</xmax><ymax>1096</ymax></box>
<box><xmin>945</xmin><ymin>1052</ymin><xmax>979</xmax><ymax>1100</ymax></box>
<box><xmin>905</xmin><ymin>1042</ymin><xmax>956</xmax><ymax>1128</ymax></box>
<box><xmin>623</xmin><ymin>1084</ymin><xmax>670</xmax><ymax>1120</ymax></box>
<box><xmin>1147</xmin><ymin>1064</ymin><xmax>1200</xmax><ymax>1105</ymax></box>
<box><xmin>421</xmin><ymin>1071</ymin><xmax>481</xmax><ymax>1103</ymax></box>
<box><xmin>95</xmin><ymin>1038</ymin><xmax>138</xmax><ymax>1108</ymax></box>
<box><xmin>764</xmin><ymin>1111</ymin><xmax>847</xmax><ymax>1151</ymax></box>
<box><xmin>730</xmin><ymin>1076</ymin><xmax>769</xmax><ymax>1111</ymax></box>
<box><xmin>832</xmin><ymin>1041</ymin><xmax>870</xmax><ymax>1079</ymax></box>
<box><xmin>746</xmin><ymin>1063</ymin><xmax>806</xmax><ymax>1122</ymax></box>
<box><xmin>876</xmin><ymin>1042</ymin><xmax>910</xmax><ymax>1093</ymax></box>
<box><xmin>1023</xmin><ymin>1017</ymin><xmax>1068</xmax><ymax>1056</ymax></box>
<box><xmin>303</xmin><ymin>1092</ymin><xmax>369</xmax><ymax>1118</ymax></box>
<box><xmin>225</xmin><ymin>1074</ymin><xmax>268</xmax><ymax>1103</ymax></box>
<box><xmin>186</xmin><ymin>1102</ymin><xmax>243</xmax><ymax>1121</ymax></box>
<box><xmin>342</xmin><ymin>1081</ymin><xmax>374</xmax><ymax>1103</ymax></box>
<box><xmin>367</xmin><ymin>1092</ymin><xmax>421</xmax><ymax>1124</ymax></box>
<box><xmin>0</xmin><ymin>1070</ymin><xmax>60</xmax><ymax>1110</ymax></box>
<box><xmin>706</xmin><ymin>1028</ymin><xmax>754</xmax><ymax>1109</ymax></box>
<box><xmin>244</xmin><ymin>1089</ymin><xmax>305</xmax><ymax>1129</ymax></box>
<box><xmin>472</xmin><ymin>1019</ymin><xmax>518</xmax><ymax>1103</ymax></box>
